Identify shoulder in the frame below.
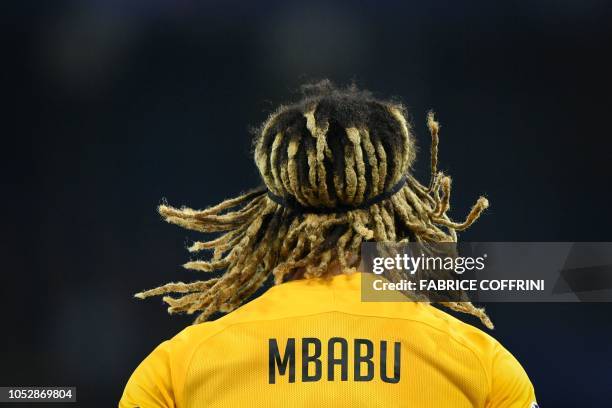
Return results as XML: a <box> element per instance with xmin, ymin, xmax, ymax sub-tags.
<box><xmin>486</xmin><ymin>340</ymin><xmax>537</xmax><ymax>407</ymax></box>
<box><xmin>119</xmin><ymin>321</ymin><xmax>222</xmax><ymax>408</ymax></box>
<box><xmin>421</xmin><ymin>306</ymin><xmax>537</xmax><ymax>407</ymax></box>
<box><xmin>120</xmin><ymin>297</ymin><xmax>270</xmax><ymax>408</ymax></box>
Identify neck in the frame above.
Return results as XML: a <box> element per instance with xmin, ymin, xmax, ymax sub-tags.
<box><xmin>292</xmin><ymin>253</ymin><xmax>359</xmax><ymax>280</ymax></box>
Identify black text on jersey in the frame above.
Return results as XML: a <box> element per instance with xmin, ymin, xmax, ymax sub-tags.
<box><xmin>268</xmin><ymin>337</ymin><xmax>401</xmax><ymax>384</ymax></box>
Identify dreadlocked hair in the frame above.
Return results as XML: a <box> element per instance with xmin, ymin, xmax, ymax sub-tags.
<box><xmin>136</xmin><ymin>80</ymin><xmax>492</xmax><ymax>329</ymax></box>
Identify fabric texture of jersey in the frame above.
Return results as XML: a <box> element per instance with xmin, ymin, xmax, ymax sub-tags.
<box><xmin>120</xmin><ymin>272</ymin><xmax>536</xmax><ymax>407</ymax></box>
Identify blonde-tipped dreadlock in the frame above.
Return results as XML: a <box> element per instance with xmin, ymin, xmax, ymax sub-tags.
<box><xmin>136</xmin><ymin>81</ymin><xmax>492</xmax><ymax>328</ymax></box>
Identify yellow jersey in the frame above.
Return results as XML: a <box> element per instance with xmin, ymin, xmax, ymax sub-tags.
<box><xmin>120</xmin><ymin>272</ymin><xmax>537</xmax><ymax>407</ymax></box>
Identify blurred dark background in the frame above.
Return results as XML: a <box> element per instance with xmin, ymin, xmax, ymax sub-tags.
<box><xmin>3</xmin><ymin>1</ymin><xmax>612</xmax><ymax>406</ymax></box>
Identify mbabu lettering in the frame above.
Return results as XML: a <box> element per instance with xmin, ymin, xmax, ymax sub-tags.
<box><xmin>268</xmin><ymin>337</ymin><xmax>401</xmax><ymax>384</ymax></box>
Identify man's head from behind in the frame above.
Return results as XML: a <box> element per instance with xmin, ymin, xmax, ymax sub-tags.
<box><xmin>136</xmin><ymin>81</ymin><xmax>491</xmax><ymax>327</ymax></box>
<box><xmin>254</xmin><ymin>80</ymin><xmax>414</xmax><ymax>211</ymax></box>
